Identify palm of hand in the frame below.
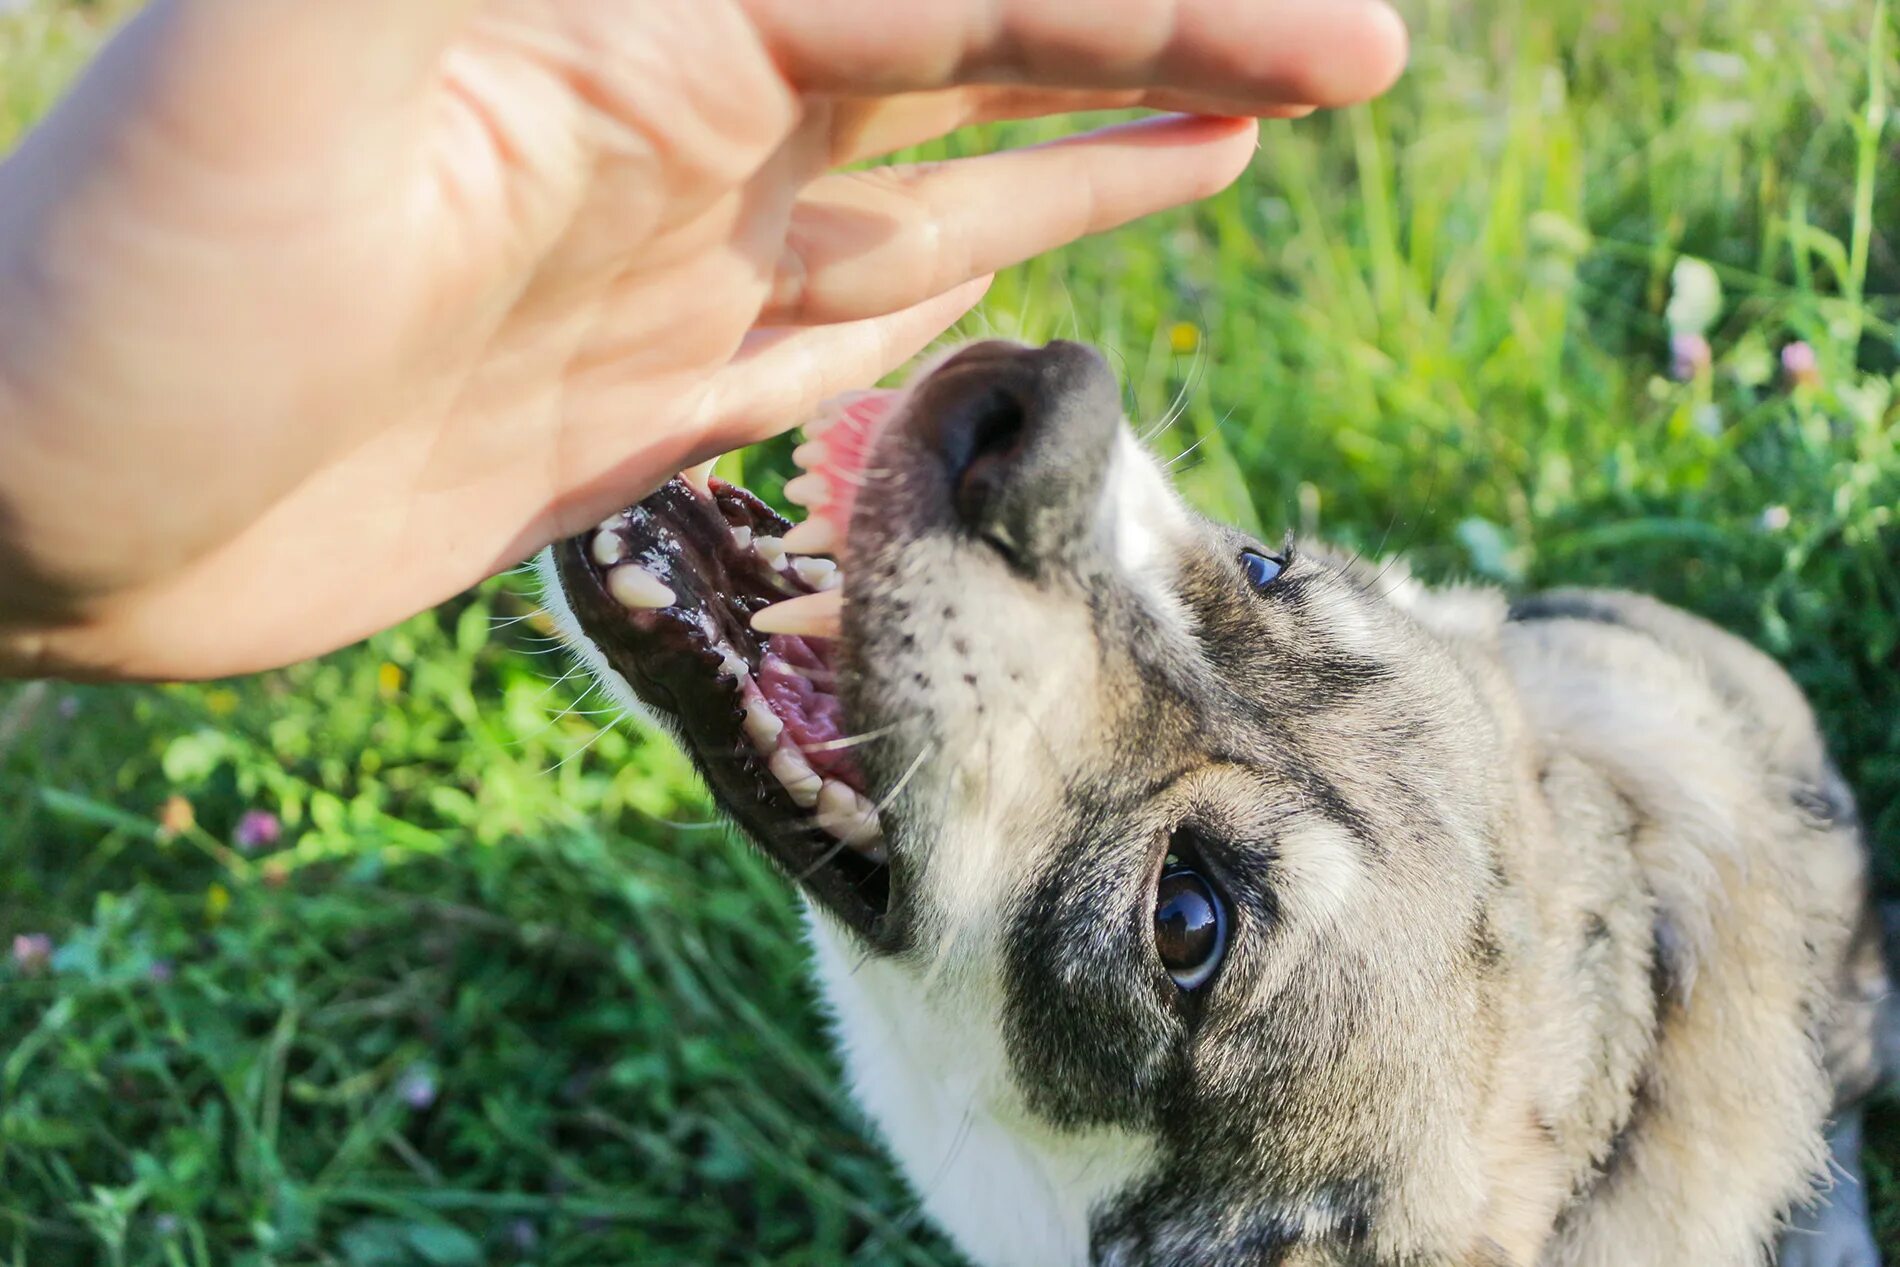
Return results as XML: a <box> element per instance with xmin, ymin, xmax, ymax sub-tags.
<box><xmin>0</xmin><ymin>0</ymin><xmax>1404</xmax><ymax>678</ymax></box>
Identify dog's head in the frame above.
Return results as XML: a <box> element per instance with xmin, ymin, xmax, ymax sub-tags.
<box><xmin>545</xmin><ymin>341</ymin><xmax>1526</xmax><ymax>1265</ymax></box>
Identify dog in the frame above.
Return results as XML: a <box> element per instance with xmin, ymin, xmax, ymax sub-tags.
<box><xmin>540</xmin><ymin>339</ymin><xmax>1892</xmax><ymax>1266</ymax></box>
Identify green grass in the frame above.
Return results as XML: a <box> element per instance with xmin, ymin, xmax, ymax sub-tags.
<box><xmin>3</xmin><ymin>0</ymin><xmax>1898</xmax><ymax>1263</ymax></box>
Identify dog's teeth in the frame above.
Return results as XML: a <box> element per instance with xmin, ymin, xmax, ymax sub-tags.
<box><xmin>718</xmin><ymin>648</ymin><xmax>749</xmax><ymax>683</ymax></box>
<box><xmin>596</xmin><ymin>513</ymin><xmax>624</xmax><ymax>535</ymax></box>
<box><xmin>682</xmin><ymin>460</ymin><xmax>716</xmax><ymax>497</ymax></box>
<box><xmin>791</xmin><ymin>557</ymin><xmax>838</xmax><ymax>590</ymax></box>
<box><xmin>817</xmin><ymin>781</ymin><xmax>882</xmax><ymax>846</ymax></box>
<box><xmin>782</xmin><ymin>474</ymin><xmax>830</xmax><ymax>510</ymax></box>
<box><xmin>742</xmin><ymin>694</ymin><xmax>784</xmax><ymax>750</ymax></box>
<box><xmin>817</xmin><ymin>568</ymin><xmax>843</xmax><ymax>592</ymax></box>
<box><xmin>818</xmin><ymin>779</ymin><xmax>855</xmax><ymax>817</ymax></box>
<box><xmin>730</xmin><ymin>526</ymin><xmax>753</xmax><ymax>551</ymax></box>
<box><xmin>607</xmin><ymin>565</ymin><xmax>675</xmax><ymax>610</ymax></box>
<box><xmin>781</xmin><ymin>517</ymin><xmax>838</xmax><ymax>556</ymax></box>
<box><xmin>791</xmin><ymin>441</ymin><xmax>826</xmax><ymax>472</ymax></box>
<box><xmin>755</xmin><ymin>535</ymin><xmax>787</xmax><ymax>569</ymax></box>
<box><xmin>751</xmin><ymin>589</ymin><xmax>843</xmax><ymax>638</ymax></box>
<box><xmin>591</xmin><ymin>531</ymin><xmax>625</xmax><ymax>567</ymax></box>
<box><xmin>769</xmin><ymin>746</ymin><xmax>823</xmax><ymax>807</ymax></box>
<box><xmin>802</xmin><ymin>393</ymin><xmax>862</xmax><ymax>439</ymax></box>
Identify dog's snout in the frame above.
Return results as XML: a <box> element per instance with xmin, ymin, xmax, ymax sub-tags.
<box><xmin>908</xmin><ymin>340</ymin><xmax>1121</xmax><ymax>568</ymax></box>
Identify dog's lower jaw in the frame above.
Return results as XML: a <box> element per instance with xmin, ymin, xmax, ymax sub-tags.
<box><xmin>807</xmin><ymin>909</ymin><xmax>1154</xmax><ymax>1267</ymax></box>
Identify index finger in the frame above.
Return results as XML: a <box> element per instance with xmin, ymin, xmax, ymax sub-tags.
<box><xmin>737</xmin><ymin>0</ymin><xmax>1408</xmax><ymax>109</ymax></box>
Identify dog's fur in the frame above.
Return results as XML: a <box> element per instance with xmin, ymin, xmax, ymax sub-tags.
<box><xmin>549</xmin><ymin>341</ymin><xmax>1890</xmax><ymax>1266</ymax></box>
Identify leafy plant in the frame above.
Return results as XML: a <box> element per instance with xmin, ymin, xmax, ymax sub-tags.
<box><xmin>2</xmin><ymin>0</ymin><xmax>1896</xmax><ymax>1261</ymax></box>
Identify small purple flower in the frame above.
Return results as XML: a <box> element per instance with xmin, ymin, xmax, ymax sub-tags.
<box><xmin>154</xmin><ymin>1215</ymin><xmax>180</xmax><ymax>1238</ymax></box>
<box><xmin>508</xmin><ymin>1219</ymin><xmax>539</xmax><ymax>1253</ymax></box>
<box><xmin>1781</xmin><ymin>341</ymin><xmax>1819</xmax><ymax>388</ymax></box>
<box><xmin>1669</xmin><ymin>332</ymin><xmax>1712</xmax><ymax>381</ymax></box>
<box><xmin>148</xmin><ymin>960</ymin><xmax>176</xmax><ymax>985</ymax></box>
<box><xmin>398</xmin><ymin>1067</ymin><xmax>438</xmax><ymax>1110</ymax></box>
<box><xmin>56</xmin><ymin>695</ymin><xmax>80</xmax><ymax>720</ymax></box>
<box><xmin>232</xmin><ymin>809</ymin><xmax>282</xmax><ymax>852</ymax></box>
<box><xmin>11</xmin><ymin>933</ymin><xmax>52</xmax><ymax>976</ymax></box>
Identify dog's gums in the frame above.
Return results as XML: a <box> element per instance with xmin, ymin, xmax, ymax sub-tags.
<box><xmin>551</xmin><ymin>391</ymin><xmax>906</xmax><ymax>944</ymax></box>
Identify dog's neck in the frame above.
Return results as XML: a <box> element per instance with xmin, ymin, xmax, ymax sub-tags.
<box><xmin>807</xmin><ymin>912</ymin><xmax>1152</xmax><ymax>1267</ymax></box>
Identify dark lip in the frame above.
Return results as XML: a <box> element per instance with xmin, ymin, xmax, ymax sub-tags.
<box><xmin>554</xmin><ymin>478</ymin><xmax>904</xmax><ymax>951</ymax></box>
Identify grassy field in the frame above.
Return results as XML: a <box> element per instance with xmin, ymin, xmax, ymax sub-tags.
<box><xmin>3</xmin><ymin>0</ymin><xmax>1897</xmax><ymax>1263</ymax></box>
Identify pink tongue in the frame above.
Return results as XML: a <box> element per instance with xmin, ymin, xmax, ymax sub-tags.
<box><xmin>760</xmin><ymin>636</ymin><xmax>863</xmax><ymax>785</ymax></box>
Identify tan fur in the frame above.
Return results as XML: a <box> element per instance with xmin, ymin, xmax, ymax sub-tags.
<box><xmin>1412</xmin><ymin>584</ymin><xmax>1866</xmax><ymax>1264</ymax></box>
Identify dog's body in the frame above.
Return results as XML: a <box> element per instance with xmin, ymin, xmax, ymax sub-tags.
<box><xmin>545</xmin><ymin>340</ymin><xmax>1890</xmax><ymax>1265</ymax></box>
<box><xmin>813</xmin><ymin>576</ymin><xmax>1887</xmax><ymax>1266</ymax></box>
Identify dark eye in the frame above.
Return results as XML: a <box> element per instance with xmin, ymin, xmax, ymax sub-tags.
<box><xmin>1240</xmin><ymin>550</ymin><xmax>1284</xmax><ymax>591</ymax></box>
<box><xmin>1154</xmin><ymin>865</ymin><xmax>1228</xmax><ymax>990</ymax></box>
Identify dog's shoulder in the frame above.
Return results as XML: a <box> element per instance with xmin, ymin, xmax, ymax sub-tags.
<box><xmin>1465</xmin><ymin>583</ymin><xmax>1872</xmax><ymax>1265</ymax></box>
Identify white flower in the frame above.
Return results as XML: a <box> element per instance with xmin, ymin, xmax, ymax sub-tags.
<box><xmin>1666</xmin><ymin>257</ymin><xmax>1724</xmax><ymax>336</ymax></box>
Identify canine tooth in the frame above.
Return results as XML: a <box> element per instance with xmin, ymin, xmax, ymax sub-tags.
<box><xmin>782</xmin><ymin>474</ymin><xmax>830</xmax><ymax>510</ymax></box>
<box><xmin>591</xmin><ymin>531</ymin><xmax>625</xmax><ymax>566</ymax></box>
<box><xmin>607</xmin><ymin>565</ymin><xmax>674</xmax><ymax>610</ymax></box>
<box><xmin>743</xmin><ymin>695</ymin><xmax>784</xmax><ymax>750</ymax></box>
<box><xmin>791</xmin><ymin>441</ymin><xmax>826</xmax><ymax>471</ymax></box>
<box><xmin>769</xmin><ymin>747</ymin><xmax>823</xmax><ymax>807</ymax></box>
<box><xmin>781</xmin><ymin>517</ymin><xmax>838</xmax><ymax>556</ymax></box>
<box><xmin>682</xmin><ymin>460</ymin><xmax>716</xmax><ymax>497</ymax></box>
<box><xmin>791</xmin><ymin>557</ymin><xmax>838</xmax><ymax>590</ymax></box>
<box><xmin>751</xmin><ymin>589</ymin><xmax>843</xmax><ymax>638</ymax></box>
<box><xmin>817</xmin><ymin>781</ymin><xmax>882</xmax><ymax>845</ymax></box>
<box><xmin>755</xmin><ymin>535</ymin><xmax>786</xmax><ymax>568</ymax></box>
<box><xmin>818</xmin><ymin>568</ymin><xmax>843</xmax><ymax>592</ymax></box>
<box><xmin>718</xmin><ymin>648</ymin><xmax>749</xmax><ymax>682</ymax></box>
<box><xmin>729</xmin><ymin>526</ymin><xmax>753</xmax><ymax>551</ymax></box>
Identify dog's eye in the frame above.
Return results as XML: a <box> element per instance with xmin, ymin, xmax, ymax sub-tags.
<box><xmin>1240</xmin><ymin>550</ymin><xmax>1284</xmax><ymax>591</ymax></box>
<box><xmin>1155</xmin><ymin>865</ymin><xmax>1228</xmax><ymax>990</ymax></box>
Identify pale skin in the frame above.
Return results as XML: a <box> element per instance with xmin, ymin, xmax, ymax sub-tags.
<box><xmin>0</xmin><ymin>0</ymin><xmax>1406</xmax><ymax>682</ymax></box>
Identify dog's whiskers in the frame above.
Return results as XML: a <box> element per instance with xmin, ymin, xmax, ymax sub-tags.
<box><xmin>801</xmin><ymin>724</ymin><xmax>897</xmax><ymax>753</ymax></box>
<box><xmin>541</xmin><ymin>717</ymin><xmax>617</xmax><ymax>774</ymax></box>
<box><xmin>1140</xmin><ymin>333</ymin><xmax>1207</xmax><ymax>448</ymax></box>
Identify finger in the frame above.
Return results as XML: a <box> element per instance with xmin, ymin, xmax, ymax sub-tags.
<box><xmin>764</xmin><ymin>114</ymin><xmax>1256</xmax><ymax>328</ymax></box>
<box><xmin>741</xmin><ymin>0</ymin><xmax>1408</xmax><ymax>109</ymax></box>
<box><xmin>829</xmin><ymin>85</ymin><xmax>1312</xmax><ymax>165</ymax></box>
<box><xmin>694</xmin><ymin>276</ymin><xmax>995</xmax><ymax>455</ymax></box>
<box><xmin>527</xmin><ymin>278</ymin><xmax>986</xmax><ymax>546</ymax></box>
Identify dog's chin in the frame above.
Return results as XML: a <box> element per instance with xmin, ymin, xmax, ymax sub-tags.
<box><xmin>550</xmin><ymin>472</ymin><xmax>903</xmax><ymax>949</ymax></box>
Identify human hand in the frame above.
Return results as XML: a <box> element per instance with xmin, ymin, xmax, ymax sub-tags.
<box><xmin>0</xmin><ymin>0</ymin><xmax>1405</xmax><ymax>680</ymax></box>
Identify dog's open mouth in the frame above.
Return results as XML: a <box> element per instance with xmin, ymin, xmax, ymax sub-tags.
<box><xmin>552</xmin><ymin>393</ymin><xmax>906</xmax><ymax>945</ymax></box>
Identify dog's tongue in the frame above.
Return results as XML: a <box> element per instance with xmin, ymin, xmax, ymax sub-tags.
<box><xmin>781</xmin><ymin>390</ymin><xmax>901</xmax><ymax>559</ymax></box>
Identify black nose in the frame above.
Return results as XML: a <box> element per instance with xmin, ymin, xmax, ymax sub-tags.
<box><xmin>907</xmin><ymin>340</ymin><xmax>1121</xmax><ymax>569</ymax></box>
